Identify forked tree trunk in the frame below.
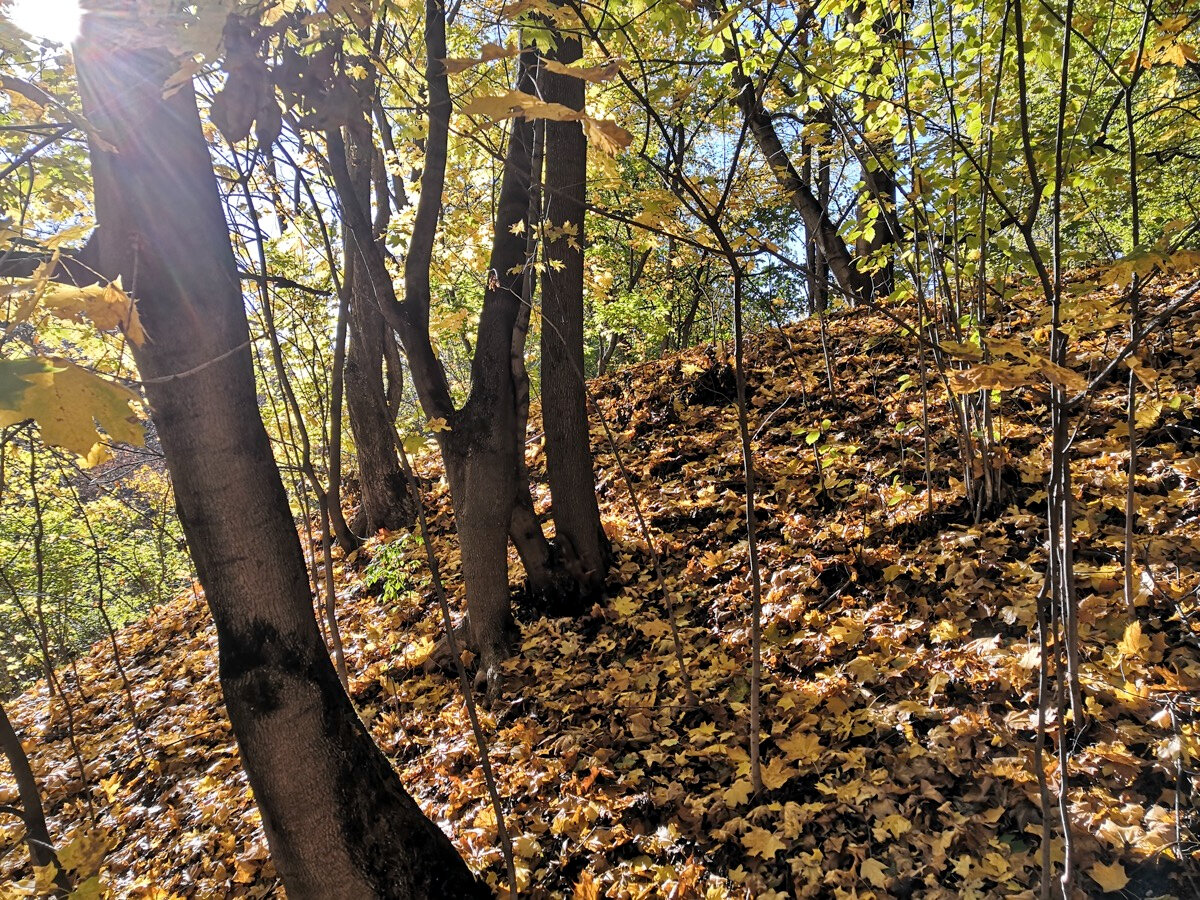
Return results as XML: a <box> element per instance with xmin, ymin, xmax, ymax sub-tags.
<box><xmin>437</xmin><ymin>55</ymin><xmax>539</xmax><ymax>686</ymax></box>
<box><xmin>328</xmin><ymin>43</ymin><xmax>539</xmax><ymax>690</ymax></box>
<box><xmin>74</xmin><ymin>11</ymin><xmax>485</xmax><ymax>898</ymax></box>
<box><xmin>343</xmin><ymin>116</ymin><xmax>414</xmax><ymax>537</ymax></box>
<box><xmin>539</xmin><ymin>24</ymin><xmax>610</xmax><ymax>598</ymax></box>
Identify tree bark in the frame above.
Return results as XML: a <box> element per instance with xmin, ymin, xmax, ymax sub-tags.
<box><xmin>442</xmin><ymin>54</ymin><xmax>539</xmax><ymax>686</ymax></box>
<box><xmin>74</xmin><ymin>10</ymin><xmax>486</xmax><ymax>898</ymax></box>
<box><xmin>509</xmin><ymin>117</ymin><xmax>560</xmax><ymax>598</ymax></box>
<box><xmin>342</xmin><ymin>115</ymin><xmax>414</xmax><ymax>537</ymax></box>
<box><xmin>701</xmin><ymin>4</ymin><xmax>868</xmax><ymax>305</ymax></box>
<box><xmin>326</xmin><ymin>43</ymin><xmax>538</xmax><ymax>690</ymax></box>
<box><xmin>850</xmin><ymin>4</ymin><xmax>899</xmax><ymax>300</ymax></box>
<box><xmin>855</xmin><ymin>150</ymin><xmax>897</xmax><ymax>298</ymax></box>
<box><xmin>0</xmin><ymin>701</ymin><xmax>70</xmax><ymax>893</ymax></box>
<box><xmin>732</xmin><ymin>78</ymin><xmax>869</xmax><ymax>303</ymax></box>
<box><xmin>539</xmin><ymin>25</ymin><xmax>610</xmax><ymax>598</ymax></box>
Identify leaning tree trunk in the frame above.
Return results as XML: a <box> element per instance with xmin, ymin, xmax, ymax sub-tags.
<box><xmin>343</xmin><ymin>115</ymin><xmax>414</xmax><ymax>537</ymax></box>
<box><xmin>74</xmin><ymin>10</ymin><xmax>485</xmax><ymax>898</ymax></box>
<box><xmin>0</xmin><ymin>701</ymin><xmax>71</xmax><ymax>893</ymax></box>
<box><xmin>538</xmin><ymin>24</ymin><xmax>610</xmax><ymax>599</ymax></box>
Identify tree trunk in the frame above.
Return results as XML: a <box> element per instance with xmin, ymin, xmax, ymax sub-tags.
<box><xmin>74</xmin><ymin>12</ymin><xmax>485</xmax><ymax>898</ymax></box>
<box><xmin>850</xmin><ymin>3</ymin><xmax>899</xmax><ymax>300</ymax></box>
<box><xmin>437</xmin><ymin>54</ymin><xmax>539</xmax><ymax>687</ymax></box>
<box><xmin>326</xmin><ymin>13</ymin><xmax>545</xmax><ymax>689</ymax></box>
<box><xmin>539</xmin><ymin>25</ymin><xmax>610</xmax><ymax>598</ymax></box>
<box><xmin>856</xmin><ymin>153</ymin><xmax>897</xmax><ymax>299</ymax></box>
<box><xmin>704</xmin><ymin>6</ymin><xmax>868</xmax><ymax>305</ymax></box>
<box><xmin>343</xmin><ymin>116</ymin><xmax>414</xmax><ymax>537</ymax></box>
<box><xmin>0</xmin><ymin>701</ymin><xmax>70</xmax><ymax>893</ymax></box>
<box><xmin>509</xmin><ymin>120</ymin><xmax>560</xmax><ymax>598</ymax></box>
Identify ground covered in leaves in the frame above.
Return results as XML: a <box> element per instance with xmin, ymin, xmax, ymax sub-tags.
<box><xmin>3</xmin><ymin>281</ymin><xmax>1200</xmax><ymax>898</ymax></box>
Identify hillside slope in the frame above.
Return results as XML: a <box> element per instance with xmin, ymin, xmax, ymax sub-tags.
<box><xmin>2</xmin><ymin>282</ymin><xmax>1199</xmax><ymax>898</ymax></box>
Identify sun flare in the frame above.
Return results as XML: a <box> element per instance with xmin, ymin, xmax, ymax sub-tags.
<box><xmin>5</xmin><ymin>0</ymin><xmax>83</xmax><ymax>47</ymax></box>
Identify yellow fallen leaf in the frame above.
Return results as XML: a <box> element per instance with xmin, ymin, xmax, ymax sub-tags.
<box><xmin>930</xmin><ymin>619</ymin><xmax>962</xmax><ymax>642</ymax></box>
<box><xmin>724</xmin><ymin>778</ymin><xmax>752</xmax><ymax>807</ymax></box>
<box><xmin>861</xmin><ymin>856</ymin><xmax>889</xmax><ymax>887</ymax></box>
<box><xmin>777</xmin><ymin>731</ymin><xmax>823</xmax><ymax>765</ymax></box>
<box><xmin>761</xmin><ymin>756</ymin><xmax>797</xmax><ymax>790</ymax></box>
<box><xmin>741</xmin><ymin>826</ymin><xmax>786</xmax><ymax>859</ymax></box>
<box><xmin>1089</xmin><ymin>860</ymin><xmax>1129</xmax><ymax>892</ymax></box>
<box><xmin>1117</xmin><ymin>621</ymin><xmax>1150</xmax><ymax>660</ymax></box>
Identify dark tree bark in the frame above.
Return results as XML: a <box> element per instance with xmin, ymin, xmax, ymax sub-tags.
<box><xmin>73</xmin><ymin>10</ymin><xmax>486</xmax><ymax>898</ymax></box>
<box><xmin>342</xmin><ymin>114</ymin><xmax>414</xmax><ymax>537</ymax></box>
<box><xmin>438</xmin><ymin>55</ymin><xmax>539</xmax><ymax>686</ymax></box>
<box><xmin>855</xmin><ymin>151</ymin><xmax>898</xmax><ymax>298</ymax></box>
<box><xmin>803</xmin><ymin>109</ymin><xmax>832</xmax><ymax>312</ymax></box>
<box><xmin>849</xmin><ymin>4</ymin><xmax>899</xmax><ymax>300</ymax></box>
<box><xmin>325</xmin><ymin>23</ymin><xmax>539</xmax><ymax>690</ymax></box>
<box><xmin>0</xmin><ymin>701</ymin><xmax>71</xmax><ymax>893</ymax></box>
<box><xmin>509</xmin><ymin>114</ymin><xmax>562</xmax><ymax>599</ymax></box>
<box><xmin>538</xmin><ymin>24</ymin><xmax>610</xmax><ymax>598</ymax></box>
<box><xmin>732</xmin><ymin>78</ymin><xmax>869</xmax><ymax>303</ymax></box>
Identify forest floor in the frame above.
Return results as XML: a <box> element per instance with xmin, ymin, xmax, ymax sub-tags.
<box><xmin>2</xmin><ymin>277</ymin><xmax>1200</xmax><ymax>899</ymax></box>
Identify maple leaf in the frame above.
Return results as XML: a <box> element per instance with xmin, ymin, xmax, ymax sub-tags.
<box><xmin>581</xmin><ymin>117</ymin><xmax>633</xmax><ymax>156</ymax></box>
<box><xmin>442</xmin><ymin>42</ymin><xmax>521</xmax><ymax>75</ymax></box>
<box><xmin>541</xmin><ymin>58</ymin><xmax>624</xmax><ymax>83</ymax></box>
<box><xmin>760</xmin><ymin>756</ymin><xmax>797</xmax><ymax>790</ymax></box>
<box><xmin>1089</xmin><ymin>860</ymin><xmax>1130</xmax><ymax>892</ymax></box>
<box><xmin>741</xmin><ymin>826</ymin><xmax>786</xmax><ymax>858</ymax></box>
<box><xmin>777</xmin><ymin>732</ymin><xmax>823</xmax><ymax>765</ymax></box>
<box><xmin>0</xmin><ymin>356</ymin><xmax>144</xmax><ymax>465</ymax></box>
<box><xmin>57</xmin><ymin>826</ymin><xmax>114</xmax><ymax>878</ymax></box>
<box><xmin>462</xmin><ymin>91</ymin><xmax>579</xmax><ymax>123</ymax></box>
<box><xmin>860</xmin><ymin>857</ymin><xmax>889</xmax><ymax>888</ymax></box>
<box><xmin>39</xmin><ymin>278</ymin><xmax>145</xmax><ymax>344</ymax></box>
<box><xmin>724</xmin><ymin>778</ymin><xmax>753</xmax><ymax>807</ymax></box>
<box><xmin>573</xmin><ymin>870</ymin><xmax>600</xmax><ymax>900</ymax></box>
<box><xmin>1117</xmin><ymin>621</ymin><xmax>1150</xmax><ymax>660</ymax></box>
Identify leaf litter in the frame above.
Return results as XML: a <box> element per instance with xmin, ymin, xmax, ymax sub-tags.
<box><xmin>2</xmin><ymin>277</ymin><xmax>1199</xmax><ymax>898</ymax></box>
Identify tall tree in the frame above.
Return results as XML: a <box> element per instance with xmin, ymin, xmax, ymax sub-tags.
<box><xmin>342</xmin><ymin>94</ymin><xmax>415</xmax><ymax>538</ymax></box>
<box><xmin>538</xmin><ymin>16</ymin><xmax>610</xmax><ymax>598</ymax></box>
<box><xmin>849</xmin><ymin>3</ymin><xmax>900</xmax><ymax>299</ymax></box>
<box><xmin>325</xmin><ymin>5</ymin><xmax>540</xmax><ymax>691</ymax></box>
<box><xmin>73</xmin><ymin>6</ymin><xmax>486</xmax><ymax>896</ymax></box>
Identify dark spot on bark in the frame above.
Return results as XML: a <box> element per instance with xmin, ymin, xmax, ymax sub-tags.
<box><xmin>217</xmin><ymin>618</ymin><xmax>315</xmax><ymax>716</ymax></box>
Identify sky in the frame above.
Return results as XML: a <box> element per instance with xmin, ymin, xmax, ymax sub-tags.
<box><xmin>5</xmin><ymin>0</ymin><xmax>82</xmax><ymax>46</ymax></box>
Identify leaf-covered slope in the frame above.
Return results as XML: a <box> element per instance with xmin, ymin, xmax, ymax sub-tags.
<box><xmin>2</xmin><ymin>283</ymin><xmax>1200</xmax><ymax>898</ymax></box>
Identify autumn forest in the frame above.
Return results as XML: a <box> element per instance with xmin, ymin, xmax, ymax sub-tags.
<box><xmin>0</xmin><ymin>0</ymin><xmax>1199</xmax><ymax>897</ymax></box>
